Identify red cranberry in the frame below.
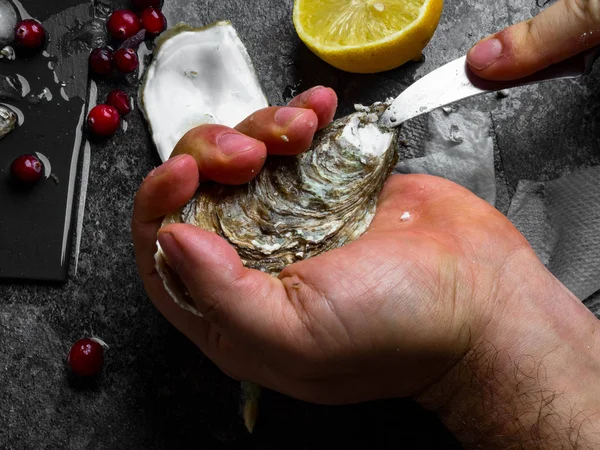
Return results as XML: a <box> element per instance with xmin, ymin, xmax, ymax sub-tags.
<box><xmin>140</xmin><ymin>7</ymin><xmax>166</xmax><ymax>35</ymax></box>
<box><xmin>67</xmin><ymin>338</ymin><xmax>104</xmax><ymax>377</ymax></box>
<box><xmin>87</xmin><ymin>104</ymin><xmax>120</xmax><ymax>137</ymax></box>
<box><xmin>89</xmin><ymin>47</ymin><xmax>114</xmax><ymax>76</ymax></box>
<box><xmin>131</xmin><ymin>0</ymin><xmax>161</xmax><ymax>9</ymax></box>
<box><xmin>14</xmin><ymin>19</ymin><xmax>46</xmax><ymax>50</ymax></box>
<box><xmin>107</xmin><ymin>9</ymin><xmax>141</xmax><ymax>41</ymax></box>
<box><xmin>114</xmin><ymin>48</ymin><xmax>139</xmax><ymax>73</ymax></box>
<box><xmin>107</xmin><ymin>90</ymin><xmax>131</xmax><ymax>115</ymax></box>
<box><xmin>10</xmin><ymin>154</ymin><xmax>44</xmax><ymax>184</ymax></box>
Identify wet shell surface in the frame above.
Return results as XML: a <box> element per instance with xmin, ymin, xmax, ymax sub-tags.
<box><xmin>155</xmin><ymin>101</ymin><xmax>399</xmax><ymax>316</ymax></box>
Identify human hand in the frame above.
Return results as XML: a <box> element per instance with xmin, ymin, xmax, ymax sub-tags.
<box><xmin>467</xmin><ymin>0</ymin><xmax>600</xmax><ymax>80</ymax></box>
<box><xmin>132</xmin><ymin>87</ymin><xmax>600</xmax><ymax>448</ymax></box>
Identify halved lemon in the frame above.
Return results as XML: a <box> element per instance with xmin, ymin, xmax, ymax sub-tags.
<box><xmin>292</xmin><ymin>0</ymin><xmax>444</xmax><ymax>73</ymax></box>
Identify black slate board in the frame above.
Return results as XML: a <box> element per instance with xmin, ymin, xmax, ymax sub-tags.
<box><xmin>0</xmin><ymin>0</ymin><xmax>91</xmax><ymax>282</ymax></box>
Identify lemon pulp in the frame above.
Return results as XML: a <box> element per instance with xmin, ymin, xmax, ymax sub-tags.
<box><xmin>293</xmin><ymin>0</ymin><xmax>444</xmax><ymax>73</ymax></box>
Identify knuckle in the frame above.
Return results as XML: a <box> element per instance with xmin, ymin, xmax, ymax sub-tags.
<box><xmin>522</xmin><ymin>19</ymin><xmax>557</xmax><ymax>66</ymax></box>
<box><xmin>566</xmin><ymin>0</ymin><xmax>600</xmax><ymax>23</ymax></box>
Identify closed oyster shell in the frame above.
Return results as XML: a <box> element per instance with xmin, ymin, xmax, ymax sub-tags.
<box><xmin>155</xmin><ymin>101</ymin><xmax>399</xmax><ymax>316</ymax></box>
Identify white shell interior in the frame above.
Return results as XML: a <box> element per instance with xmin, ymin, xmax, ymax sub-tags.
<box><xmin>141</xmin><ymin>22</ymin><xmax>269</xmax><ymax>162</ymax></box>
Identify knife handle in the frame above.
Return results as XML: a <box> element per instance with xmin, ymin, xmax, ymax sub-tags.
<box><xmin>466</xmin><ymin>45</ymin><xmax>600</xmax><ymax>91</ymax></box>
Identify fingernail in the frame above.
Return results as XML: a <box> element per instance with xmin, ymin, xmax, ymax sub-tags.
<box><xmin>218</xmin><ymin>133</ymin><xmax>257</xmax><ymax>156</ymax></box>
<box><xmin>467</xmin><ymin>38</ymin><xmax>502</xmax><ymax>70</ymax></box>
<box><xmin>274</xmin><ymin>107</ymin><xmax>304</xmax><ymax>127</ymax></box>
<box><xmin>148</xmin><ymin>154</ymin><xmax>187</xmax><ymax>178</ymax></box>
<box><xmin>297</xmin><ymin>85</ymin><xmax>323</xmax><ymax>103</ymax></box>
<box><xmin>157</xmin><ymin>232</ymin><xmax>184</xmax><ymax>270</ymax></box>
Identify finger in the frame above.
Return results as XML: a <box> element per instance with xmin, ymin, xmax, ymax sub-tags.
<box><xmin>287</xmin><ymin>86</ymin><xmax>338</xmax><ymax>130</ymax></box>
<box><xmin>155</xmin><ymin>223</ymin><xmax>319</xmax><ymax>355</ymax></box>
<box><xmin>234</xmin><ymin>106</ymin><xmax>319</xmax><ymax>155</ymax></box>
<box><xmin>171</xmin><ymin>124</ymin><xmax>267</xmax><ymax>184</ymax></box>
<box><xmin>131</xmin><ymin>155</ymin><xmax>264</xmax><ymax>379</ymax></box>
<box><xmin>234</xmin><ymin>87</ymin><xmax>337</xmax><ymax>156</ymax></box>
<box><xmin>467</xmin><ymin>0</ymin><xmax>600</xmax><ymax>80</ymax></box>
<box><xmin>132</xmin><ymin>154</ymin><xmax>199</xmax><ymax>280</ymax></box>
<box><xmin>131</xmin><ymin>155</ymin><xmax>213</xmax><ymax>352</ymax></box>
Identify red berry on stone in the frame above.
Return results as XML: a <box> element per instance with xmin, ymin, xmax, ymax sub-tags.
<box><xmin>107</xmin><ymin>90</ymin><xmax>131</xmax><ymax>115</ymax></box>
<box><xmin>10</xmin><ymin>154</ymin><xmax>44</xmax><ymax>184</ymax></box>
<box><xmin>132</xmin><ymin>0</ymin><xmax>161</xmax><ymax>9</ymax></box>
<box><xmin>107</xmin><ymin>9</ymin><xmax>141</xmax><ymax>41</ymax></box>
<box><xmin>140</xmin><ymin>7</ymin><xmax>166</xmax><ymax>35</ymax></box>
<box><xmin>14</xmin><ymin>19</ymin><xmax>46</xmax><ymax>50</ymax></box>
<box><xmin>67</xmin><ymin>338</ymin><xmax>104</xmax><ymax>377</ymax></box>
<box><xmin>89</xmin><ymin>47</ymin><xmax>114</xmax><ymax>76</ymax></box>
<box><xmin>114</xmin><ymin>48</ymin><xmax>139</xmax><ymax>73</ymax></box>
<box><xmin>87</xmin><ymin>104</ymin><xmax>120</xmax><ymax>137</ymax></box>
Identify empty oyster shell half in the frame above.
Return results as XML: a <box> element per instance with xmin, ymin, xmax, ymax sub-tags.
<box><xmin>139</xmin><ymin>21</ymin><xmax>269</xmax><ymax>162</ymax></box>
<box><xmin>155</xmin><ymin>101</ymin><xmax>399</xmax><ymax>316</ymax></box>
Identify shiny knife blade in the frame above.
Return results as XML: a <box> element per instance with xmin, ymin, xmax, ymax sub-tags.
<box><xmin>380</xmin><ymin>47</ymin><xmax>600</xmax><ymax>128</ymax></box>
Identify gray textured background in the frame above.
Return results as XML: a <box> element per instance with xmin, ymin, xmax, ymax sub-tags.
<box><xmin>1</xmin><ymin>0</ymin><xmax>599</xmax><ymax>449</ymax></box>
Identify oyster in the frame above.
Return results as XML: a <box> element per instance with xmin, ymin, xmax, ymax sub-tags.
<box><xmin>0</xmin><ymin>104</ymin><xmax>17</xmax><ymax>139</ymax></box>
<box><xmin>154</xmin><ymin>101</ymin><xmax>398</xmax><ymax>433</ymax></box>
<box><xmin>139</xmin><ymin>19</ymin><xmax>399</xmax><ymax>434</ymax></box>
<box><xmin>155</xmin><ymin>101</ymin><xmax>399</xmax><ymax>314</ymax></box>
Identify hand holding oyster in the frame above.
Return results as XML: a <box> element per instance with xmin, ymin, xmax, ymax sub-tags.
<box><xmin>139</xmin><ymin>21</ymin><xmax>399</xmax><ymax>432</ymax></box>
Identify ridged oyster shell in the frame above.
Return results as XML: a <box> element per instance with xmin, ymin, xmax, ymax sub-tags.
<box><xmin>156</xmin><ymin>101</ymin><xmax>399</xmax><ymax>316</ymax></box>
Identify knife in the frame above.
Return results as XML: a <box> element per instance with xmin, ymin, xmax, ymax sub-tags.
<box><xmin>379</xmin><ymin>45</ymin><xmax>600</xmax><ymax>128</ymax></box>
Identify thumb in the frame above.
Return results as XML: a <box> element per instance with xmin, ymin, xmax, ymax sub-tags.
<box><xmin>467</xmin><ymin>0</ymin><xmax>600</xmax><ymax>80</ymax></box>
<box><xmin>156</xmin><ymin>223</ymin><xmax>292</xmax><ymax>343</ymax></box>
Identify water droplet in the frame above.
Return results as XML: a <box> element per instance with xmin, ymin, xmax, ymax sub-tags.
<box><xmin>37</xmin><ymin>87</ymin><xmax>53</xmax><ymax>102</ymax></box>
<box><xmin>449</xmin><ymin>124</ymin><xmax>463</xmax><ymax>143</ymax></box>
<box><xmin>93</xmin><ymin>0</ymin><xmax>113</xmax><ymax>20</ymax></box>
<box><xmin>1</xmin><ymin>102</ymin><xmax>24</xmax><ymax>125</ymax></box>
<box><xmin>34</xmin><ymin>152</ymin><xmax>52</xmax><ymax>179</ymax></box>
<box><xmin>11</xmin><ymin>0</ymin><xmax>32</xmax><ymax>20</ymax></box>
<box><xmin>0</xmin><ymin>104</ymin><xmax>17</xmax><ymax>138</ymax></box>
<box><xmin>0</xmin><ymin>46</ymin><xmax>15</xmax><ymax>60</ymax></box>
<box><xmin>497</xmin><ymin>89</ymin><xmax>510</xmax><ymax>99</ymax></box>
<box><xmin>373</xmin><ymin>2</ymin><xmax>385</xmax><ymax>11</ymax></box>
<box><xmin>60</xmin><ymin>87</ymin><xmax>70</xmax><ymax>102</ymax></box>
<box><xmin>137</xmin><ymin>42</ymin><xmax>152</xmax><ymax>80</ymax></box>
<box><xmin>282</xmin><ymin>83</ymin><xmax>301</xmax><ymax>102</ymax></box>
<box><xmin>16</xmin><ymin>74</ymin><xmax>30</xmax><ymax>96</ymax></box>
<box><xmin>442</xmin><ymin>106</ymin><xmax>453</xmax><ymax>114</ymax></box>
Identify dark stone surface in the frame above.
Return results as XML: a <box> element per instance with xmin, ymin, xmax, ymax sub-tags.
<box><xmin>1</xmin><ymin>0</ymin><xmax>599</xmax><ymax>449</ymax></box>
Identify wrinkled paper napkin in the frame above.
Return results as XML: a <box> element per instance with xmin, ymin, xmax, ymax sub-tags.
<box><xmin>507</xmin><ymin>167</ymin><xmax>600</xmax><ymax>300</ymax></box>
<box><xmin>401</xmin><ymin>108</ymin><xmax>600</xmax><ymax>302</ymax></box>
